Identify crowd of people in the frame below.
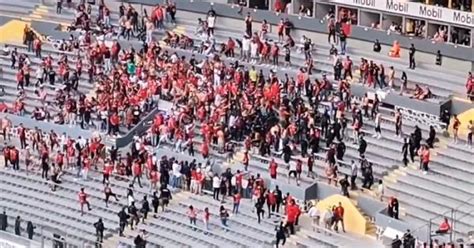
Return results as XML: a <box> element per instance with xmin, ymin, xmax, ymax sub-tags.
<box><xmin>0</xmin><ymin>0</ymin><xmax>473</xmax><ymax>247</ymax></box>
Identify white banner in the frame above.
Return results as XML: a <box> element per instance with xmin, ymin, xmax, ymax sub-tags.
<box><xmin>329</xmin><ymin>0</ymin><xmax>474</xmax><ymax>28</ymax></box>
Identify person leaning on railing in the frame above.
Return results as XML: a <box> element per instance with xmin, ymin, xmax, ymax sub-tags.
<box><xmin>434</xmin><ymin>217</ymin><xmax>451</xmax><ymax>235</ymax></box>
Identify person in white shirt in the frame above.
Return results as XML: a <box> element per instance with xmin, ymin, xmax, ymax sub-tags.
<box><xmin>307</xmin><ymin>202</ymin><xmax>321</xmax><ymax>232</ymax></box>
<box><xmin>373</xmin><ymin>112</ymin><xmax>382</xmax><ymax>139</ymax></box>
<box><xmin>350</xmin><ymin>160</ymin><xmax>358</xmax><ymax>190</ymax></box>
<box><xmin>376</xmin><ymin>179</ymin><xmax>384</xmax><ymax>201</ymax></box>
<box><xmin>1</xmin><ymin>45</ymin><xmax>10</xmax><ymax>56</ymax></box>
<box><xmin>322</xmin><ymin>207</ymin><xmax>334</xmax><ymax>232</ymax></box>
<box><xmin>171</xmin><ymin>161</ymin><xmax>182</xmax><ymax>188</ymax></box>
<box><xmin>250</xmin><ymin>40</ymin><xmax>259</xmax><ymax>64</ymax></box>
<box><xmin>212</xmin><ymin>175</ymin><xmax>221</xmax><ymax>201</ymax></box>
<box><xmin>35</xmin><ymin>67</ymin><xmax>44</xmax><ymax>86</ymax></box>
<box><xmin>207</xmin><ymin>13</ymin><xmax>216</xmax><ymax>37</ymax></box>
<box><xmin>241</xmin><ymin>35</ymin><xmax>251</xmax><ymax>62</ymax></box>
<box><xmin>287</xmin><ymin>160</ymin><xmax>298</xmax><ymax>185</ymax></box>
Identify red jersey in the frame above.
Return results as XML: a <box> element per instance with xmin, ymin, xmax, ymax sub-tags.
<box><xmin>78</xmin><ymin>192</ymin><xmax>87</xmax><ymax>203</ymax></box>
<box><xmin>269</xmin><ymin>160</ymin><xmax>277</xmax><ymax>177</ymax></box>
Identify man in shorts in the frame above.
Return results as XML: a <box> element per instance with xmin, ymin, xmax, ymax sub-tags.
<box><xmin>287</xmin><ymin>160</ymin><xmax>299</xmax><ymax>185</ymax></box>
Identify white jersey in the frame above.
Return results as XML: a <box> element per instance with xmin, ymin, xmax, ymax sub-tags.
<box><xmin>207</xmin><ymin>16</ymin><xmax>216</xmax><ymax>28</ymax></box>
<box><xmin>250</xmin><ymin>42</ymin><xmax>258</xmax><ymax>57</ymax></box>
<box><xmin>242</xmin><ymin>37</ymin><xmax>251</xmax><ymax>52</ymax></box>
<box><xmin>308</xmin><ymin>206</ymin><xmax>321</xmax><ymax>218</ymax></box>
<box><xmin>289</xmin><ymin>161</ymin><xmax>297</xmax><ymax>171</ymax></box>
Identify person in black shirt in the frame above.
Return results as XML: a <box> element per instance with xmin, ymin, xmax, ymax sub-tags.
<box><xmin>435</xmin><ymin>50</ymin><xmax>442</xmax><ymax>66</ymax></box>
<box><xmin>128</xmin><ymin>202</ymin><xmax>139</xmax><ymax>230</ymax></box>
<box><xmin>255</xmin><ymin>197</ymin><xmax>265</xmax><ymax>224</ymax></box>
<box><xmin>426</xmin><ymin>126</ymin><xmax>436</xmax><ymax>148</ymax></box>
<box><xmin>401</xmin><ymin>138</ymin><xmax>409</xmax><ymax>167</ymax></box>
<box><xmin>275</xmin><ymin>186</ymin><xmax>282</xmax><ymax>213</ymax></box>
<box><xmin>151</xmin><ymin>191</ymin><xmax>160</xmax><ymax>217</ymax></box>
<box><xmin>358</xmin><ymin>135</ymin><xmax>367</xmax><ymax>157</ymax></box>
<box><xmin>14</xmin><ymin>216</ymin><xmax>21</xmax><ymax>236</ymax></box>
<box><xmin>336</xmin><ymin>141</ymin><xmax>346</xmax><ymax>161</ymax></box>
<box><xmin>339</xmin><ymin>175</ymin><xmax>350</xmax><ymax>197</ymax></box>
<box><xmin>141</xmin><ymin>196</ymin><xmax>150</xmax><ymax>223</ymax></box>
<box><xmin>402</xmin><ymin>229</ymin><xmax>415</xmax><ymax>248</ymax></box>
<box><xmin>334</xmin><ymin>58</ymin><xmax>343</xmax><ymax>80</ymax></box>
<box><xmin>391</xmin><ymin>235</ymin><xmax>402</xmax><ymax>248</ymax></box>
<box><xmin>134</xmin><ymin>234</ymin><xmax>146</xmax><ymax>248</ymax></box>
<box><xmin>93</xmin><ymin>218</ymin><xmax>104</xmax><ymax>243</ymax></box>
<box><xmin>160</xmin><ymin>185</ymin><xmax>172</xmax><ymax>212</ymax></box>
<box><xmin>26</xmin><ymin>221</ymin><xmax>35</xmax><ymax>240</ymax></box>
<box><xmin>244</xmin><ymin>12</ymin><xmax>252</xmax><ymax>36</ymax></box>
<box><xmin>373</xmin><ymin>39</ymin><xmax>381</xmax><ymax>52</ymax></box>
<box><xmin>409</xmin><ymin>44</ymin><xmax>416</xmax><ymax>69</ymax></box>
<box><xmin>275</xmin><ymin>222</ymin><xmax>287</xmax><ymax>248</ymax></box>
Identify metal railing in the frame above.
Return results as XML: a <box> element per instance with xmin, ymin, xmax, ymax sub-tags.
<box><xmin>0</xmin><ymin>214</ymin><xmax>83</xmax><ymax>248</ymax></box>
<box><xmin>408</xmin><ymin>195</ymin><xmax>474</xmax><ymax>245</ymax></box>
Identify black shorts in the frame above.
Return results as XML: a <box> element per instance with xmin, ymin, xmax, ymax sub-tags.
<box><xmin>289</xmin><ymin>170</ymin><xmax>297</xmax><ymax>178</ymax></box>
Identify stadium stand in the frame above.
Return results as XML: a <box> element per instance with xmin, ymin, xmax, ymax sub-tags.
<box><xmin>0</xmin><ymin>0</ymin><xmax>473</xmax><ymax>247</ymax></box>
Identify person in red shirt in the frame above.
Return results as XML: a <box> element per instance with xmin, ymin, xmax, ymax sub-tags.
<box><xmin>201</xmin><ymin>141</ymin><xmax>209</xmax><ymax>159</ymax></box>
<box><xmin>78</xmin><ymin>188</ymin><xmax>92</xmax><ymax>216</ymax></box>
<box><xmin>104</xmin><ymin>183</ymin><xmax>119</xmax><ymax>207</ymax></box>
<box><xmin>17</xmin><ymin>124</ymin><xmax>26</xmax><ymax>149</ymax></box>
<box><xmin>102</xmin><ymin>160</ymin><xmax>113</xmax><ymax>184</ymax></box>
<box><xmin>418</xmin><ymin>145</ymin><xmax>430</xmax><ymax>174</ymax></box>
<box><xmin>109</xmin><ymin>113</ymin><xmax>120</xmax><ymax>136</ymax></box>
<box><xmin>187</xmin><ymin>205</ymin><xmax>197</xmax><ymax>226</ymax></box>
<box><xmin>232</xmin><ymin>190</ymin><xmax>241</xmax><ymax>214</ymax></box>
<box><xmin>2</xmin><ymin>146</ymin><xmax>10</xmax><ymax>169</ymax></box>
<box><xmin>266</xmin><ymin>190</ymin><xmax>276</xmax><ymax>218</ymax></box>
<box><xmin>435</xmin><ymin>217</ymin><xmax>451</xmax><ymax>234</ymax></box>
<box><xmin>269</xmin><ymin>159</ymin><xmax>278</xmax><ymax>179</ymax></box>
<box><xmin>150</xmin><ymin>169</ymin><xmax>160</xmax><ymax>192</ymax></box>
<box><xmin>285</xmin><ymin>199</ymin><xmax>299</xmax><ymax>235</ymax></box>
<box><xmin>131</xmin><ymin>160</ymin><xmax>143</xmax><ymax>188</ymax></box>
<box><xmin>334</xmin><ymin>202</ymin><xmax>346</xmax><ymax>232</ymax></box>
<box><xmin>242</xmin><ymin>150</ymin><xmax>249</xmax><ymax>171</ymax></box>
<box><xmin>82</xmin><ymin>156</ymin><xmax>91</xmax><ymax>180</ymax></box>
<box><xmin>9</xmin><ymin>147</ymin><xmax>19</xmax><ymax>171</ymax></box>
<box><xmin>225</xmin><ymin>37</ymin><xmax>235</xmax><ymax>58</ymax></box>
<box><xmin>466</xmin><ymin>71</ymin><xmax>473</xmax><ymax>101</ymax></box>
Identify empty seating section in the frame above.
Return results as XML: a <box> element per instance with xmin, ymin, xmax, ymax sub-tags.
<box><xmin>0</xmin><ymin>1</ymin><xmax>472</xmax><ymax>247</ymax></box>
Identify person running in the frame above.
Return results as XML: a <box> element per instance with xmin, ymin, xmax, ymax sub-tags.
<box><xmin>118</xmin><ymin>207</ymin><xmax>129</xmax><ymax>237</ymax></box>
<box><xmin>287</xmin><ymin>160</ymin><xmax>298</xmax><ymax>185</ymax></box>
<box><xmin>93</xmin><ymin>218</ymin><xmax>104</xmax><ymax>243</ymax></box>
<box><xmin>104</xmin><ymin>183</ymin><xmax>119</xmax><ymax>207</ymax></box>
<box><xmin>78</xmin><ymin>188</ymin><xmax>92</xmax><ymax>216</ymax></box>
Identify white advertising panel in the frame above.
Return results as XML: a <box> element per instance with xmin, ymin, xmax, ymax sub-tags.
<box><xmin>329</xmin><ymin>0</ymin><xmax>474</xmax><ymax>28</ymax></box>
